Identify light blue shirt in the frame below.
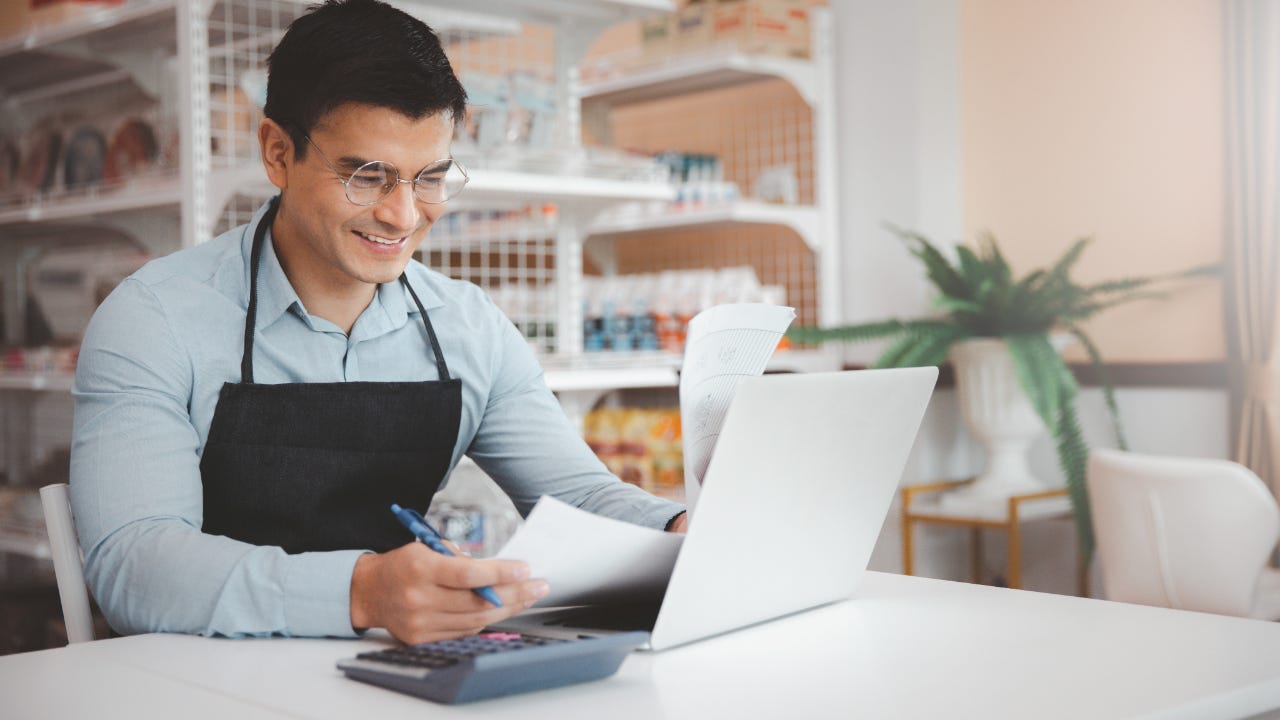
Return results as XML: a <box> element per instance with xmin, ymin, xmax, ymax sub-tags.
<box><xmin>70</xmin><ymin>200</ymin><xmax>683</xmax><ymax>638</ymax></box>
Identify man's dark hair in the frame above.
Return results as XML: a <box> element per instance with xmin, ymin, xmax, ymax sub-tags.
<box><xmin>264</xmin><ymin>0</ymin><xmax>467</xmax><ymax>158</ymax></box>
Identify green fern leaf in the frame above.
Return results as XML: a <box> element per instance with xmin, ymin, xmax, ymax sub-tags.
<box><xmin>1006</xmin><ymin>334</ymin><xmax>1062</xmax><ymax>428</ymax></box>
<box><xmin>786</xmin><ymin>320</ymin><xmax>909</xmax><ymax>345</ymax></box>
<box><xmin>887</xmin><ymin>225</ymin><xmax>973</xmax><ymax>301</ymax></box>
<box><xmin>1046</xmin><ymin>237</ymin><xmax>1091</xmax><ymax>282</ymax></box>
<box><xmin>1053</xmin><ymin>382</ymin><xmax>1094</xmax><ymax>561</ymax></box>
<box><xmin>894</xmin><ymin>325</ymin><xmax>969</xmax><ymax>368</ymax></box>
<box><xmin>1068</xmin><ymin>326</ymin><xmax>1129</xmax><ymax>450</ymax></box>
<box><xmin>876</xmin><ymin>333</ymin><xmax>925</xmax><ymax>368</ymax></box>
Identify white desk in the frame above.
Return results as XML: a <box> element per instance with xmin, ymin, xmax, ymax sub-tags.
<box><xmin>3</xmin><ymin>572</ymin><xmax>1280</xmax><ymax>719</ymax></box>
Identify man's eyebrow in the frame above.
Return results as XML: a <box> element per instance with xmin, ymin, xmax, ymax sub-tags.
<box><xmin>333</xmin><ymin>154</ymin><xmax>374</xmax><ymax>170</ymax></box>
<box><xmin>418</xmin><ymin>158</ymin><xmax>455</xmax><ymax>173</ymax></box>
<box><xmin>328</xmin><ymin>156</ymin><xmax>454</xmax><ymax>173</ymax></box>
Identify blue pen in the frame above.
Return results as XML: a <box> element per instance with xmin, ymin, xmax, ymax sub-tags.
<box><xmin>390</xmin><ymin>503</ymin><xmax>503</xmax><ymax>608</ymax></box>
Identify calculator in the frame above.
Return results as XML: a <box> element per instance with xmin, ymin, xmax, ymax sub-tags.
<box><xmin>336</xmin><ymin>631</ymin><xmax>648</xmax><ymax>704</ymax></box>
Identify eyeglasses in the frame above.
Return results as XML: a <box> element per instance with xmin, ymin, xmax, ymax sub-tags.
<box><xmin>303</xmin><ymin>135</ymin><xmax>468</xmax><ymax>206</ymax></box>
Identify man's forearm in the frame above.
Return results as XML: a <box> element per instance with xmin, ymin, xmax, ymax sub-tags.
<box><xmin>83</xmin><ymin>519</ymin><xmax>364</xmax><ymax>637</ymax></box>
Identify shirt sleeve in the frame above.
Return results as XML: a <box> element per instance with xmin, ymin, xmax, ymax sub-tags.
<box><xmin>70</xmin><ymin>278</ymin><xmax>363</xmax><ymax>638</ymax></box>
<box><xmin>465</xmin><ymin>309</ymin><xmax>685</xmax><ymax>530</ymax></box>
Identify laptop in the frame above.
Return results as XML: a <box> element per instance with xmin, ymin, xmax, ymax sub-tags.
<box><xmin>491</xmin><ymin>366</ymin><xmax>938</xmax><ymax>651</ymax></box>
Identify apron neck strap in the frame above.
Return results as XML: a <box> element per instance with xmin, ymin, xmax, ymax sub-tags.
<box><xmin>241</xmin><ymin>196</ymin><xmax>454</xmax><ymax>384</ymax></box>
<box><xmin>400</xmin><ymin>275</ymin><xmax>452</xmax><ymax>381</ymax></box>
<box><xmin>242</xmin><ymin>196</ymin><xmax>277</xmax><ymax>384</ymax></box>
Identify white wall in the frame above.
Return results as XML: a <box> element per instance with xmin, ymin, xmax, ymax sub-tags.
<box><xmin>831</xmin><ymin>0</ymin><xmax>962</xmax><ymax>365</ymax></box>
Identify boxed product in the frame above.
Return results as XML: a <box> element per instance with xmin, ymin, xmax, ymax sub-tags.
<box><xmin>0</xmin><ymin>4</ymin><xmax>31</xmax><ymax>41</ymax></box>
<box><xmin>639</xmin><ymin>13</ymin><xmax>674</xmax><ymax>60</ymax></box>
<box><xmin>674</xmin><ymin>0</ymin><xmax>715</xmax><ymax>54</ymax></box>
<box><xmin>28</xmin><ymin>0</ymin><xmax>125</xmax><ymax>32</ymax></box>
<box><xmin>712</xmin><ymin>0</ymin><xmax>810</xmax><ymax>58</ymax></box>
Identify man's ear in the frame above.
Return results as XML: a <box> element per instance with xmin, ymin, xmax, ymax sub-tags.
<box><xmin>258</xmin><ymin>118</ymin><xmax>293</xmax><ymax>191</ymax></box>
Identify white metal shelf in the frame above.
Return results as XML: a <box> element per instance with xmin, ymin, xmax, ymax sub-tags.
<box><xmin>0</xmin><ymin>522</ymin><xmax>50</xmax><ymax>560</ymax></box>
<box><xmin>577</xmin><ymin>50</ymin><xmax>819</xmax><ymax>108</ymax></box>
<box><xmin>403</xmin><ymin>0</ymin><xmax>671</xmax><ymax>29</ymax></box>
<box><xmin>0</xmin><ymin>175</ymin><xmax>183</xmax><ymax>226</ymax></box>
<box><xmin>429</xmin><ymin>222</ymin><xmax>557</xmax><ymax>251</ymax></box>
<box><xmin>460</xmin><ymin>170</ymin><xmax>674</xmax><ymax>209</ymax></box>
<box><xmin>544</xmin><ymin>365</ymin><xmax>678</xmax><ymax>393</ymax></box>
<box><xmin>0</xmin><ymin>1</ymin><xmax>177</xmax><ymax>61</ymax></box>
<box><xmin>236</xmin><ymin>165</ymin><xmax>674</xmax><ymax>212</ymax></box>
<box><xmin>0</xmin><ymin>372</ymin><xmax>76</xmax><ymax>392</ymax></box>
<box><xmin>589</xmin><ymin>201</ymin><xmax>821</xmax><ymax>251</ymax></box>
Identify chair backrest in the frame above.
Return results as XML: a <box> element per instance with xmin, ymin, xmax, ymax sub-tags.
<box><xmin>39</xmin><ymin>483</ymin><xmax>94</xmax><ymax>643</ymax></box>
<box><xmin>1088</xmin><ymin>449</ymin><xmax>1280</xmax><ymax>618</ymax></box>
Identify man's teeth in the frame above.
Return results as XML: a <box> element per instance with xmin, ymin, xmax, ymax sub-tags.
<box><xmin>358</xmin><ymin>231</ymin><xmax>403</xmax><ymax>245</ymax></box>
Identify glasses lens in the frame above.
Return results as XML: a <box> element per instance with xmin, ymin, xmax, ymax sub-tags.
<box><xmin>346</xmin><ymin>161</ymin><xmax>396</xmax><ymax>205</ymax></box>
<box><xmin>414</xmin><ymin>160</ymin><xmax>468</xmax><ymax>203</ymax></box>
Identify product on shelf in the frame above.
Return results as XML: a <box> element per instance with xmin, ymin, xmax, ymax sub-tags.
<box><xmin>63</xmin><ymin>125</ymin><xmax>107</xmax><ymax>191</ymax></box>
<box><xmin>433</xmin><ymin>203</ymin><xmax>559</xmax><ymax>240</ymax></box>
<box><xmin>0</xmin><ymin>345</ymin><xmax>78</xmax><ymax>374</ymax></box>
<box><xmin>505</xmin><ymin>72</ymin><xmax>556</xmax><ymax>147</ymax></box>
<box><xmin>25</xmin><ymin>232</ymin><xmax>151</xmax><ymax>343</ymax></box>
<box><xmin>584</xmin><ymin>406</ymin><xmax>683</xmax><ymax>498</ymax></box>
<box><xmin>454</xmin><ymin>70</ymin><xmax>560</xmax><ymax>153</ymax></box>
<box><xmin>0</xmin><ymin>0</ymin><xmax>126</xmax><ymax>41</ymax></box>
<box><xmin>18</xmin><ymin>126</ymin><xmax>61</xmax><ymax>195</ymax></box>
<box><xmin>425</xmin><ymin>501</ymin><xmax>521</xmax><ymax>559</ymax></box>
<box><xmin>0</xmin><ymin>138</ymin><xmax>20</xmax><ymax>198</ymax></box>
<box><xmin>644</xmin><ymin>0</ymin><xmax>811</xmax><ymax>60</ymax></box>
<box><xmin>676</xmin><ymin>1</ymin><xmax>716</xmax><ymax>53</ymax></box>
<box><xmin>456</xmin><ymin>71</ymin><xmax>509</xmax><ymax>150</ymax></box>
<box><xmin>640</xmin><ymin>14</ymin><xmax>673</xmax><ymax>60</ymax></box>
<box><xmin>584</xmin><ymin>267</ymin><xmax>784</xmax><ymax>354</ymax></box>
<box><xmin>752</xmin><ymin>164</ymin><xmax>799</xmax><ymax>204</ymax></box>
<box><xmin>210</xmin><ymin>86</ymin><xmax>258</xmax><ymax>156</ymax></box>
<box><xmin>654</xmin><ymin>151</ymin><xmax>739</xmax><ymax>209</ymax></box>
<box><xmin>712</xmin><ymin>0</ymin><xmax>810</xmax><ymax>58</ymax></box>
<box><xmin>103</xmin><ymin>117</ymin><xmax>160</xmax><ymax>184</ymax></box>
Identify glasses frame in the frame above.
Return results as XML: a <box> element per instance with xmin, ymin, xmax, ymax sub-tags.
<box><xmin>302</xmin><ymin>134</ymin><xmax>468</xmax><ymax>206</ymax></box>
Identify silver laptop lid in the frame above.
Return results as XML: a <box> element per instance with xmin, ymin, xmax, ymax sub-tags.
<box><xmin>649</xmin><ymin>367</ymin><xmax>937</xmax><ymax>650</ymax></box>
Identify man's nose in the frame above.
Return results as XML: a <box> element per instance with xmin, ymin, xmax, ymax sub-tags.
<box><xmin>374</xmin><ymin>181</ymin><xmax>420</xmax><ymax>232</ymax></box>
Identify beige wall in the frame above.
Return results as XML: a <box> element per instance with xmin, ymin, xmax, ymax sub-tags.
<box><xmin>962</xmin><ymin>0</ymin><xmax>1225</xmax><ymax>363</ymax></box>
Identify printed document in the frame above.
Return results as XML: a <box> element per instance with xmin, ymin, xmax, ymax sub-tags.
<box><xmin>494</xmin><ymin>495</ymin><xmax>684</xmax><ymax>607</ymax></box>
<box><xmin>679</xmin><ymin>303</ymin><xmax>795</xmax><ymax>514</ymax></box>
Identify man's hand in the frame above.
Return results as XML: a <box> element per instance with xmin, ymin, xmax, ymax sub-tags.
<box><xmin>349</xmin><ymin>542</ymin><xmax>549</xmax><ymax>645</ymax></box>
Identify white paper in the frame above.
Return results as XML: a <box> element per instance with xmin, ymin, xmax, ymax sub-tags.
<box><xmin>494</xmin><ymin>496</ymin><xmax>684</xmax><ymax>607</ymax></box>
<box><xmin>680</xmin><ymin>303</ymin><xmax>795</xmax><ymax>514</ymax></box>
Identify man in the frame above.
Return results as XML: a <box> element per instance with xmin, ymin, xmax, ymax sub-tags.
<box><xmin>70</xmin><ymin>0</ymin><xmax>685</xmax><ymax>645</ymax></box>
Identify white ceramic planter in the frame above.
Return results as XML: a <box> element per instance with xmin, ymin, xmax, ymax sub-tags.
<box><xmin>942</xmin><ymin>337</ymin><xmax>1058</xmax><ymax>510</ymax></box>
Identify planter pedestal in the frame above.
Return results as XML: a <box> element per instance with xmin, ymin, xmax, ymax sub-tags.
<box><xmin>942</xmin><ymin>338</ymin><xmax>1048</xmax><ymax>512</ymax></box>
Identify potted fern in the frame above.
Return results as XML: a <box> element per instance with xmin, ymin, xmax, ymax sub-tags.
<box><xmin>788</xmin><ymin>227</ymin><xmax>1213</xmax><ymax>560</ymax></box>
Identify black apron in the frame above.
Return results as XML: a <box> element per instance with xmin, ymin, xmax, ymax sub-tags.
<box><xmin>200</xmin><ymin>197</ymin><xmax>462</xmax><ymax>554</ymax></box>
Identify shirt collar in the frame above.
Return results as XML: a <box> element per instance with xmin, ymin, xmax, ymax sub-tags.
<box><xmin>253</xmin><ymin>225</ymin><xmax>305</xmax><ymax>331</ymax></box>
<box><xmin>244</xmin><ymin>199</ymin><xmax>446</xmax><ymax>333</ymax></box>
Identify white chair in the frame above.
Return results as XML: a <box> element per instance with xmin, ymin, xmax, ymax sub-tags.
<box><xmin>1088</xmin><ymin>448</ymin><xmax>1280</xmax><ymax>620</ymax></box>
<box><xmin>39</xmin><ymin>483</ymin><xmax>95</xmax><ymax>643</ymax></box>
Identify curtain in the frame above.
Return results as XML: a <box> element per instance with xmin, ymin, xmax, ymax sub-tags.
<box><xmin>1226</xmin><ymin>0</ymin><xmax>1280</xmax><ymax>495</ymax></box>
